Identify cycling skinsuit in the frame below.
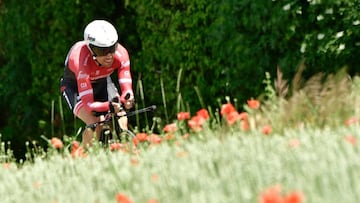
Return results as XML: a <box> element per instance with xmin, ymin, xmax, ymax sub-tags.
<box><xmin>60</xmin><ymin>41</ymin><xmax>133</xmax><ymax>116</ymax></box>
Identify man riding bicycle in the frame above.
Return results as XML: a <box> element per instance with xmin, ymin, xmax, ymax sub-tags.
<box><xmin>60</xmin><ymin>20</ymin><xmax>135</xmax><ymax>147</ymax></box>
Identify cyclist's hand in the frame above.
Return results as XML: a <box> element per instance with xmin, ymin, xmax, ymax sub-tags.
<box><xmin>123</xmin><ymin>97</ymin><xmax>134</xmax><ymax>109</ymax></box>
<box><xmin>110</xmin><ymin>102</ymin><xmax>123</xmax><ymax>114</ymax></box>
<box><xmin>117</xmin><ymin>111</ymin><xmax>127</xmax><ymax>117</ymax></box>
<box><xmin>121</xmin><ymin>93</ymin><xmax>135</xmax><ymax>109</ymax></box>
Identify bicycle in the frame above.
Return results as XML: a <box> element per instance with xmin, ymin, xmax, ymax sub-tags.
<box><xmin>86</xmin><ymin>104</ymin><xmax>157</xmax><ymax>145</ymax></box>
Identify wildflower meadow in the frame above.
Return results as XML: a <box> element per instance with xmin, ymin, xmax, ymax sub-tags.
<box><xmin>1</xmin><ymin>70</ymin><xmax>360</xmax><ymax>203</ymax></box>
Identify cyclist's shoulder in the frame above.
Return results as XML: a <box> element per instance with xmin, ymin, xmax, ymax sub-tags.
<box><xmin>69</xmin><ymin>41</ymin><xmax>89</xmax><ymax>56</ymax></box>
<box><xmin>67</xmin><ymin>41</ymin><xmax>92</xmax><ymax>67</ymax></box>
<box><xmin>115</xmin><ymin>43</ymin><xmax>129</xmax><ymax>57</ymax></box>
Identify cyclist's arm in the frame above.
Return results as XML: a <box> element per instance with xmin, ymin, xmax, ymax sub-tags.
<box><xmin>69</xmin><ymin>62</ymin><xmax>111</xmax><ymax>114</ymax></box>
<box><xmin>116</xmin><ymin>45</ymin><xmax>134</xmax><ymax>103</ymax></box>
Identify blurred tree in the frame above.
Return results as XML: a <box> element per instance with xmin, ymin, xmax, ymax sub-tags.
<box><xmin>0</xmin><ymin>0</ymin><xmax>359</xmax><ymax>160</ymax></box>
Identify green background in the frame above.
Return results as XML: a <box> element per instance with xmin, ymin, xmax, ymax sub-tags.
<box><xmin>0</xmin><ymin>0</ymin><xmax>359</xmax><ymax>159</ymax></box>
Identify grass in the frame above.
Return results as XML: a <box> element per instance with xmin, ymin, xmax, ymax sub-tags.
<box><xmin>1</xmin><ymin>68</ymin><xmax>360</xmax><ymax>203</ymax></box>
<box><xmin>1</xmin><ymin>125</ymin><xmax>360</xmax><ymax>203</ymax></box>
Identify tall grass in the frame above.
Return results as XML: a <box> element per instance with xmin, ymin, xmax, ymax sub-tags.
<box><xmin>1</xmin><ymin>126</ymin><xmax>360</xmax><ymax>203</ymax></box>
<box><xmin>1</xmin><ymin>68</ymin><xmax>360</xmax><ymax>203</ymax></box>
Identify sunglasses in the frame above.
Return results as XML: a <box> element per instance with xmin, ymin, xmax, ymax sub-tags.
<box><xmin>89</xmin><ymin>43</ymin><xmax>117</xmax><ymax>56</ymax></box>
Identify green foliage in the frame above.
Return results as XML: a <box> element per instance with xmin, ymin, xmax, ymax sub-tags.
<box><xmin>280</xmin><ymin>0</ymin><xmax>360</xmax><ymax>76</ymax></box>
<box><xmin>0</xmin><ymin>0</ymin><xmax>360</xmax><ymax>159</ymax></box>
<box><xmin>130</xmin><ymin>0</ymin><xmax>360</xmax><ymax>119</ymax></box>
<box><xmin>1</xmin><ymin>126</ymin><xmax>360</xmax><ymax>202</ymax></box>
<box><xmin>0</xmin><ymin>0</ymin><xmax>123</xmax><ymax>158</ymax></box>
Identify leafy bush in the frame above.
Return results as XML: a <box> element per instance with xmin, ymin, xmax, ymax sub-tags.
<box><xmin>0</xmin><ymin>0</ymin><xmax>359</xmax><ymax>159</ymax></box>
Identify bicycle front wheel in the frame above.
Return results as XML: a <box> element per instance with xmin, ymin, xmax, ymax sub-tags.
<box><xmin>117</xmin><ymin>128</ymin><xmax>136</xmax><ymax>142</ymax></box>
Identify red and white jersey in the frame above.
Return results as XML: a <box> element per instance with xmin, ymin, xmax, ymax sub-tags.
<box><xmin>63</xmin><ymin>41</ymin><xmax>133</xmax><ymax>115</ymax></box>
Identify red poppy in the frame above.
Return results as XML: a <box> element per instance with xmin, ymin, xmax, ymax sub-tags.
<box><xmin>132</xmin><ymin>137</ymin><xmax>139</xmax><ymax>146</ymax></box>
<box><xmin>177</xmin><ymin>112</ymin><xmax>190</xmax><ymax>120</ymax></box>
<box><xmin>135</xmin><ymin>133</ymin><xmax>149</xmax><ymax>142</ymax></box>
<box><xmin>220</xmin><ymin>103</ymin><xmax>236</xmax><ymax>116</ymax></box>
<box><xmin>247</xmin><ymin>99</ymin><xmax>260</xmax><ymax>109</ymax></box>
<box><xmin>188</xmin><ymin>115</ymin><xmax>205</xmax><ymax>131</ymax></box>
<box><xmin>262</xmin><ymin>125</ymin><xmax>272</xmax><ymax>135</ymax></box>
<box><xmin>259</xmin><ymin>185</ymin><xmax>283</xmax><ymax>203</ymax></box>
<box><xmin>110</xmin><ymin>143</ymin><xmax>124</xmax><ymax>151</ymax></box>
<box><xmin>72</xmin><ymin>140</ymin><xmax>80</xmax><ymax>149</ymax></box>
<box><xmin>283</xmin><ymin>191</ymin><xmax>304</xmax><ymax>203</ymax></box>
<box><xmin>345</xmin><ymin>116</ymin><xmax>358</xmax><ymax>126</ymax></box>
<box><xmin>149</xmin><ymin>134</ymin><xmax>162</xmax><ymax>144</ymax></box>
<box><xmin>226</xmin><ymin>111</ymin><xmax>240</xmax><ymax>125</ymax></box>
<box><xmin>344</xmin><ymin>135</ymin><xmax>357</xmax><ymax>146</ymax></box>
<box><xmin>51</xmin><ymin>137</ymin><xmax>63</xmax><ymax>149</ymax></box>
<box><xmin>71</xmin><ymin>147</ymin><xmax>86</xmax><ymax>158</ymax></box>
<box><xmin>241</xmin><ymin>120</ymin><xmax>250</xmax><ymax>131</ymax></box>
<box><xmin>259</xmin><ymin>185</ymin><xmax>304</xmax><ymax>203</ymax></box>
<box><xmin>163</xmin><ymin>123</ymin><xmax>177</xmax><ymax>133</ymax></box>
<box><xmin>71</xmin><ymin>141</ymin><xmax>86</xmax><ymax>158</ymax></box>
<box><xmin>238</xmin><ymin>112</ymin><xmax>248</xmax><ymax>121</ymax></box>
<box><xmin>196</xmin><ymin>109</ymin><xmax>210</xmax><ymax>120</ymax></box>
<box><xmin>116</xmin><ymin>193</ymin><xmax>133</xmax><ymax>203</ymax></box>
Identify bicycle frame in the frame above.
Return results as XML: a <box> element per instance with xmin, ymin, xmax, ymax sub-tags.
<box><xmin>86</xmin><ymin>105</ymin><xmax>156</xmax><ymax>143</ymax></box>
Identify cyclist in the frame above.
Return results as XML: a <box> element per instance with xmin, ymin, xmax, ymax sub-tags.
<box><xmin>60</xmin><ymin>20</ymin><xmax>135</xmax><ymax>146</ymax></box>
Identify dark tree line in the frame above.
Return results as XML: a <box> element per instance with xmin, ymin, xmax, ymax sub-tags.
<box><xmin>0</xmin><ymin>0</ymin><xmax>359</xmax><ymax>159</ymax></box>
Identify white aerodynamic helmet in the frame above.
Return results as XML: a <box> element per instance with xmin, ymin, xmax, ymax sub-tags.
<box><xmin>84</xmin><ymin>20</ymin><xmax>118</xmax><ymax>56</ymax></box>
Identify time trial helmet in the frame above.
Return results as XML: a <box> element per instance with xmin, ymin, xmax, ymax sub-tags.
<box><xmin>84</xmin><ymin>20</ymin><xmax>118</xmax><ymax>56</ymax></box>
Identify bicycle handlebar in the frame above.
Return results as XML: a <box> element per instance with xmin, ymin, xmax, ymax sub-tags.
<box><xmin>86</xmin><ymin>105</ymin><xmax>157</xmax><ymax>129</ymax></box>
<box><xmin>125</xmin><ymin>105</ymin><xmax>156</xmax><ymax>117</ymax></box>
<box><xmin>92</xmin><ymin>93</ymin><xmax>133</xmax><ymax>117</ymax></box>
